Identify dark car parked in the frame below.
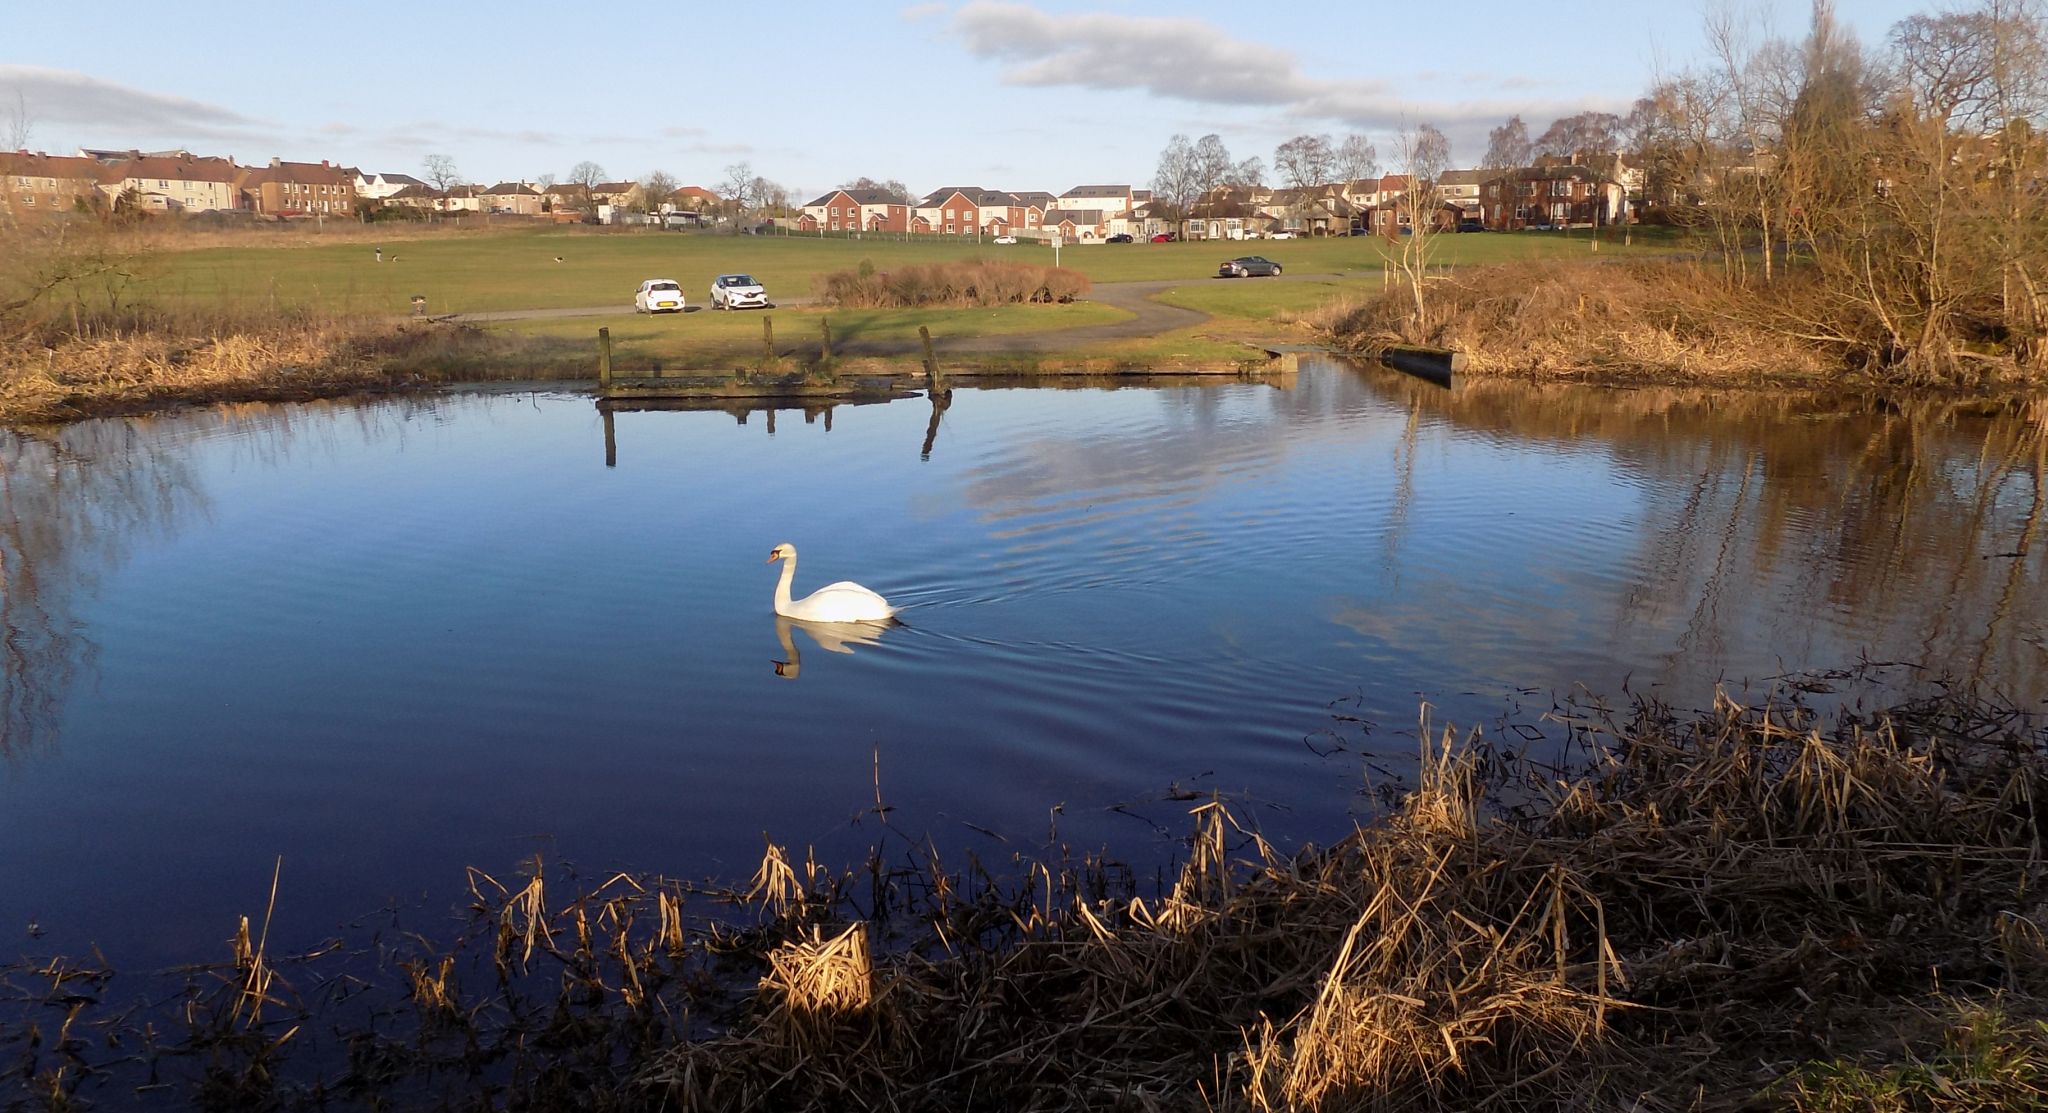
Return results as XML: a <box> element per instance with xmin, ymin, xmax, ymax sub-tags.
<box><xmin>1106</xmin><ymin>232</ymin><xmax>1134</xmax><ymax>243</ymax></box>
<box><xmin>1218</xmin><ymin>255</ymin><xmax>1282</xmax><ymax>278</ymax></box>
<box><xmin>1457</xmin><ymin>218</ymin><xmax>1485</xmax><ymax>232</ymax></box>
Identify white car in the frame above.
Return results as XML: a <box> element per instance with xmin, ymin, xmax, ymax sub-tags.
<box><xmin>634</xmin><ymin>279</ymin><xmax>685</xmax><ymax>313</ymax></box>
<box><xmin>1268</xmin><ymin>230</ymin><xmax>1298</xmax><ymax>239</ymax></box>
<box><xmin>992</xmin><ymin>235</ymin><xmax>1017</xmax><ymax>244</ymax></box>
<box><xmin>710</xmin><ymin>273</ymin><xmax>769</xmax><ymax>310</ymax></box>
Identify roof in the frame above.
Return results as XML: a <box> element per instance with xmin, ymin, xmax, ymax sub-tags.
<box><xmin>919</xmin><ymin>185</ymin><xmax>1017</xmax><ymax>206</ymax></box>
<box><xmin>1437</xmin><ymin>169</ymin><xmax>1486</xmax><ymax>187</ymax></box>
<box><xmin>484</xmin><ymin>182</ymin><xmax>539</xmax><ymax>195</ymax></box>
<box><xmin>1060</xmin><ymin>184</ymin><xmax>1131</xmax><ymax>198</ymax></box>
<box><xmin>100</xmin><ymin>154</ymin><xmax>242</xmax><ymax>184</ymax></box>
<box><xmin>1044</xmin><ymin>208</ymin><xmax>1107</xmax><ymax>224</ymax></box>
<box><xmin>1487</xmin><ymin>164</ymin><xmax>1617</xmax><ymax>184</ymax></box>
<box><xmin>368</xmin><ymin>171</ymin><xmax>426</xmax><ymax>186</ymax></box>
<box><xmin>592</xmin><ymin>181</ymin><xmax>637</xmax><ymax>194</ymax></box>
<box><xmin>240</xmin><ymin>159</ymin><xmax>353</xmax><ymax>186</ymax></box>
<box><xmin>0</xmin><ymin>152</ymin><xmax>106</xmax><ymax>180</ymax></box>
<box><xmin>1008</xmin><ymin>190</ymin><xmax>1056</xmax><ymax>209</ymax></box>
<box><xmin>671</xmin><ymin>185</ymin><xmax>719</xmax><ymax>200</ymax></box>
<box><xmin>805</xmin><ymin>187</ymin><xmax>904</xmax><ymax>207</ymax></box>
<box><xmin>385</xmin><ymin>184</ymin><xmax>441</xmax><ymax>200</ymax></box>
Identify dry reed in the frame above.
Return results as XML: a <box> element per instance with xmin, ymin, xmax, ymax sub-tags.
<box><xmin>815</xmin><ymin>258</ymin><xmax>1091</xmax><ymax>308</ymax></box>
<box><xmin>4</xmin><ymin>680</ymin><xmax>2045</xmax><ymax>1111</ymax></box>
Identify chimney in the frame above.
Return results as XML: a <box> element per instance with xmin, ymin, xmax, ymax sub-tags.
<box><xmin>321</xmin><ymin>159</ymin><xmax>329</xmax><ymax>168</ymax></box>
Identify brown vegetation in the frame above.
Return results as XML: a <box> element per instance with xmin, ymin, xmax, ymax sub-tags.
<box><xmin>1309</xmin><ymin>260</ymin><xmax>1840</xmax><ymax>381</ymax></box>
<box><xmin>816</xmin><ymin>258</ymin><xmax>1091</xmax><ymax>308</ymax></box>
<box><xmin>6</xmin><ymin>681</ymin><xmax>2045</xmax><ymax>1110</ymax></box>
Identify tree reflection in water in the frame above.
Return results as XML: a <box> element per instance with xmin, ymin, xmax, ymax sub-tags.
<box><xmin>1359</xmin><ymin>370</ymin><xmax>2048</xmax><ymax>701</ymax></box>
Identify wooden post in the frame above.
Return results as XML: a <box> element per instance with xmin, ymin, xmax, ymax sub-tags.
<box><xmin>819</xmin><ymin>317</ymin><xmax>833</xmax><ymax>361</ymax></box>
<box><xmin>597</xmin><ymin>327</ymin><xmax>613</xmax><ymax>390</ymax></box>
<box><xmin>602</xmin><ymin>407</ymin><xmax>617</xmax><ymax>468</ymax></box>
<box><xmin>761</xmin><ymin>316</ymin><xmax>775</xmax><ymax>369</ymax></box>
<box><xmin>918</xmin><ymin>325</ymin><xmax>945</xmax><ymax>394</ymax></box>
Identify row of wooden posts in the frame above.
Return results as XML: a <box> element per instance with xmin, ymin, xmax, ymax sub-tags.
<box><xmin>594</xmin><ymin>317</ymin><xmax>948</xmax><ymax>395</ymax></box>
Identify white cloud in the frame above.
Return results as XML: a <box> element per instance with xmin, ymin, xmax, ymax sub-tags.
<box><xmin>0</xmin><ymin>65</ymin><xmax>271</xmax><ymax>142</ymax></box>
<box><xmin>948</xmin><ymin>2</ymin><xmax>1622</xmax><ymax>156</ymax></box>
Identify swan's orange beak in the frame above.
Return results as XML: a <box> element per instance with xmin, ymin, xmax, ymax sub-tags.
<box><xmin>765</xmin><ymin>550</ymin><xmax>781</xmax><ymax>563</ymax></box>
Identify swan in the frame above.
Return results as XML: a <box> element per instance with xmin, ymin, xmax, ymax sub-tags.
<box><xmin>766</xmin><ymin>543</ymin><xmax>896</xmax><ymax>622</ymax></box>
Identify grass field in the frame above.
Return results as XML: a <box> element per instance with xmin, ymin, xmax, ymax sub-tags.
<box><xmin>135</xmin><ymin>225</ymin><xmax>1682</xmax><ymax>318</ymax></box>
<box><xmin>483</xmin><ymin>301</ymin><xmax>1130</xmax><ymax>370</ymax></box>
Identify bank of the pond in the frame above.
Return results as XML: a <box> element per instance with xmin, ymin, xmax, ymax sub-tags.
<box><xmin>1312</xmin><ymin>260</ymin><xmax>2048</xmax><ymax>391</ymax></box>
<box><xmin>7</xmin><ymin>681</ymin><xmax>2045</xmax><ymax>1112</ymax></box>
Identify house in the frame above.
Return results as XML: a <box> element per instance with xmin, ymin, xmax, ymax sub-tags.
<box><xmin>800</xmin><ymin>187</ymin><xmax>912</xmax><ymax>233</ymax></box>
<box><xmin>441</xmin><ymin>185</ymin><xmax>484</xmax><ymax>213</ymax></box>
<box><xmin>384</xmin><ymin>183</ymin><xmax>443</xmax><ymax>211</ymax></box>
<box><xmin>915</xmin><ymin>186</ymin><xmax>1027</xmax><ymax>236</ymax></box>
<box><xmin>95</xmin><ymin>153</ymin><xmax>243</xmax><ymax>213</ymax></box>
<box><xmin>1262</xmin><ymin>185</ymin><xmax>1358</xmax><ymax>235</ymax></box>
<box><xmin>1055</xmin><ymin>184</ymin><xmax>1134</xmax><ymax>217</ymax></box>
<box><xmin>1041</xmin><ymin>208</ymin><xmax>1110</xmax><ymax>241</ymax></box>
<box><xmin>1435</xmin><ymin>169</ymin><xmax>1486</xmax><ymax>217</ymax></box>
<box><xmin>353</xmin><ymin>170</ymin><xmax>428</xmax><ymax>201</ymax></box>
<box><xmin>236</xmin><ymin>158</ymin><xmax>355</xmax><ymax>217</ymax></box>
<box><xmin>667</xmin><ymin>185</ymin><xmax>720</xmax><ymax>213</ymax></box>
<box><xmin>482</xmin><ymin>182</ymin><xmax>542</xmax><ymax>215</ymax></box>
<box><xmin>1186</xmin><ymin>190</ymin><xmax>1277</xmax><ymax>240</ymax></box>
<box><xmin>1478</xmin><ymin>164</ymin><xmax>1627</xmax><ymax>229</ymax></box>
<box><xmin>0</xmin><ymin>151</ymin><xmax>108</xmax><ymax>218</ymax></box>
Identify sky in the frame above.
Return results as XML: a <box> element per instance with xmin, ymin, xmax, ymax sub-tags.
<box><xmin>2</xmin><ymin>0</ymin><xmax>1930</xmax><ymax>201</ymax></box>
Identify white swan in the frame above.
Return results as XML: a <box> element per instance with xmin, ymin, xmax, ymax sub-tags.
<box><xmin>766</xmin><ymin>543</ymin><xmax>896</xmax><ymax>622</ymax></box>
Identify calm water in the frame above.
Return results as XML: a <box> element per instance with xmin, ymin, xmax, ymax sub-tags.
<box><xmin>2</xmin><ymin>361</ymin><xmax>2043</xmax><ymax>968</ymax></box>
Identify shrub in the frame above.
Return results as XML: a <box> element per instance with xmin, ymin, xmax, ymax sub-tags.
<box><xmin>815</xmin><ymin>259</ymin><xmax>1090</xmax><ymax>308</ymax></box>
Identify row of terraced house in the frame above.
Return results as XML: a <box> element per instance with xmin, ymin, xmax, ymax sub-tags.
<box><xmin>797</xmin><ymin>183</ymin><xmax>1170</xmax><ymax>241</ymax></box>
<box><xmin>0</xmin><ymin>147</ymin><xmax>728</xmax><ymax>223</ymax></box>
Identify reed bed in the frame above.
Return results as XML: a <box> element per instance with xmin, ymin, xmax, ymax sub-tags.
<box><xmin>816</xmin><ymin>258</ymin><xmax>1091</xmax><ymax>308</ymax></box>
<box><xmin>1306</xmin><ymin>261</ymin><xmax>1842</xmax><ymax>382</ymax></box>
<box><xmin>3</xmin><ymin>681</ymin><xmax>2044</xmax><ymax>1111</ymax></box>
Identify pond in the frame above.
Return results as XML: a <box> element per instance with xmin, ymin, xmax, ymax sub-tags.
<box><xmin>1</xmin><ymin>360</ymin><xmax>2043</xmax><ymax>970</ymax></box>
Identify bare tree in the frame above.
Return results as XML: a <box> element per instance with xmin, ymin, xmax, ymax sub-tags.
<box><xmin>1191</xmin><ymin>134</ymin><xmax>1233</xmax><ymax>190</ymax></box>
<box><xmin>421</xmin><ymin>153</ymin><xmax>462</xmax><ymax>192</ymax></box>
<box><xmin>1273</xmin><ymin>134</ymin><xmax>1337</xmax><ymax>188</ymax></box>
<box><xmin>1225</xmin><ymin>157</ymin><xmax>1266</xmax><ymax>189</ymax></box>
<box><xmin>720</xmin><ymin>162</ymin><xmax>756</xmax><ymax>222</ymax></box>
<box><xmin>1151</xmin><ymin>133</ymin><xmax>1201</xmax><ymax>227</ymax></box>
<box><xmin>1391</xmin><ymin>123</ymin><xmax>1452</xmax><ymax>332</ymax></box>
<box><xmin>567</xmin><ymin>160</ymin><xmax>607</xmax><ymax>219</ymax></box>
<box><xmin>1482</xmin><ymin>115</ymin><xmax>1532</xmax><ymax>169</ymax></box>
<box><xmin>838</xmin><ymin>176</ymin><xmax>913</xmax><ymax>203</ymax></box>
<box><xmin>4</xmin><ymin>90</ymin><xmax>31</xmax><ymax>152</ymax></box>
<box><xmin>1334</xmin><ymin>133</ymin><xmax>1380</xmax><ymax>184</ymax></box>
<box><xmin>642</xmin><ymin>170</ymin><xmax>678</xmax><ymax>213</ymax></box>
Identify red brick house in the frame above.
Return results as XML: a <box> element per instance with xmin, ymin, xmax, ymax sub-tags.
<box><xmin>236</xmin><ymin>158</ymin><xmax>355</xmax><ymax>217</ymax></box>
<box><xmin>1479</xmin><ymin>164</ymin><xmax>1626</xmax><ymax>229</ymax></box>
<box><xmin>800</xmin><ymin>187</ymin><xmax>910</xmax><ymax>232</ymax></box>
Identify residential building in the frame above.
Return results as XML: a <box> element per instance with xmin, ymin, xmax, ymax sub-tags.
<box><xmin>353</xmin><ymin>170</ymin><xmax>428</xmax><ymax>201</ymax></box>
<box><xmin>915</xmin><ymin>186</ymin><xmax>1027</xmax><ymax>235</ymax></box>
<box><xmin>384</xmin><ymin>184</ymin><xmax>443</xmax><ymax>211</ymax></box>
<box><xmin>1435</xmin><ymin>169</ymin><xmax>1486</xmax><ymax>216</ymax></box>
<box><xmin>236</xmin><ymin>158</ymin><xmax>355</xmax><ymax>217</ymax></box>
<box><xmin>1055</xmin><ymin>184</ymin><xmax>1134</xmax><ymax>217</ymax></box>
<box><xmin>800</xmin><ymin>188</ymin><xmax>911</xmax><ymax>233</ymax></box>
<box><xmin>97</xmin><ymin>153</ymin><xmax>243</xmax><ymax>213</ymax></box>
<box><xmin>441</xmin><ymin>185</ymin><xmax>484</xmax><ymax>213</ymax></box>
<box><xmin>0</xmin><ymin>152</ymin><xmax>107</xmax><ymax>218</ymax></box>
<box><xmin>1041</xmin><ymin>208</ymin><xmax>1110</xmax><ymax>241</ymax></box>
<box><xmin>667</xmin><ymin>185</ymin><xmax>720</xmax><ymax>213</ymax></box>
<box><xmin>482</xmin><ymin>182</ymin><xmax>543</xmax><ymax>215</ymax></box>
<box><xmin>1478</xmin><ymin>164</ymin><xmax>1627</xmax><ymax>229</ymax></box>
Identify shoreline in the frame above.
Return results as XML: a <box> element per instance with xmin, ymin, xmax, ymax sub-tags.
<box><xmin>7</xmin><ymin>677</ymin><xmax>2043</xmax><ymax>1110</ymax></box>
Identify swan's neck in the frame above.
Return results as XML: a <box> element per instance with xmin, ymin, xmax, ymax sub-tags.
<box><xmin>773</xmin><ymin>555</ymin><xmax>796</xmax><ymax>615</ymax></box>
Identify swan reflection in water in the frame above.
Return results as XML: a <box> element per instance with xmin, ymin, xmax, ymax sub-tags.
<box><xmin>772</xmin><ymin>614</ymin><xmax>899</xmax><ymax>679</ymax></box>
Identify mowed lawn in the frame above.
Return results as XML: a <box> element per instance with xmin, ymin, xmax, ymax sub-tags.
<box><xmin>140</xmin><ymin>226</ymin><xmax>1686</xmax><ymax>318</ymax></box>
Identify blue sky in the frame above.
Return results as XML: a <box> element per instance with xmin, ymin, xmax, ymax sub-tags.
<box><xmin>3</xmin><ymin>0</ymin><xmax>1927</xmax><ymax>199</ymax></box>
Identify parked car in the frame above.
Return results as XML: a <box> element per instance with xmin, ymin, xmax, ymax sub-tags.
<box><xmin>1150</xmin><ymin>232</ymin><xmax>1174</xmax><ymax>243</ymax></box>
<box><xmin>993</xmin><ymin>235</ymin><xmax>1017</xmax><ymax>244</ymax></box>
<box><xmin>1107</xmin><ymin>232</ymin><xmax>1134</xmax><ymax>243</ymax></box>
<box><xmin>1268</xmin><ymin>230</ymin><xmax>1298</xmax><ymax>240</ymax></box>
<box><xmin>1218</xmin><ymin>255</ymin><xmax>1282</xmax><ymax>278</ymax></box>
<box><xmin>1457</xmin><ymin>218</ymin><xmax>1485</xmax><ymax>232</ymax></box>
<box><xmin>710</xmin><ymin>273</ymin><xmax>769</xmax><ymax>310</ymax></box>
<box><xmin>634</xmin><ymin>278</ymin><xmax>686</xmax><ymax>313</ymax></box>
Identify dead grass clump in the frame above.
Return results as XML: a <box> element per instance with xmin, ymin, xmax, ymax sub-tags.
<box><xmin>6</xmin><ymin>682</ymin><xmax>2045</xmax><ymax>1111</ymax></box>
<box><xmin>816</xmin><ymin>258</ymin><xmax>1090</xmax><ymax>308</ymax></box>
<box><xmin>1309</xmin><ymin>260</ymin><xmax>1839</xmax><ymax>381</ymax></box>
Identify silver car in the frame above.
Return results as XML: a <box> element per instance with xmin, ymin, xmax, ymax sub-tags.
<box><xmin>710</xmin><ymin>273</ymin><xmax>769</xmax><ymax>310</ymax></box>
